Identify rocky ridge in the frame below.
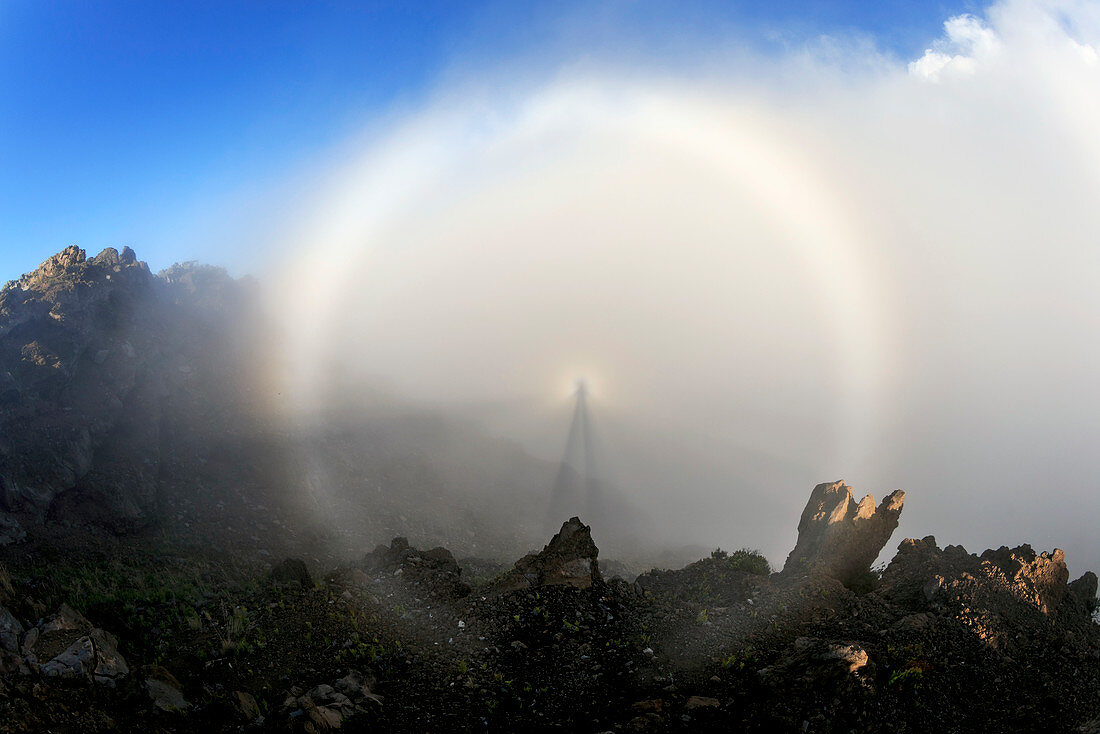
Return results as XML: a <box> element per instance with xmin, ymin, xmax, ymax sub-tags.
<box><xmin>0</xmin><ymin>246</ymin><xmax>257</xmax><ymax>542</ymax></box>
<box><xmin>0</xmin><ymin>479</ymin><xmax>1095</xmax><ymax>732</ymax></box>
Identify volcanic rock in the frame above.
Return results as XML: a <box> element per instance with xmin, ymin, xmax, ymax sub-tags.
<box><xmin>1067</xmin><ymin>571</ymin><xmax>1098</xmax><ymax>617</ymax></box>
<box><xmin>634</xmin><ymin>548</ymin><xmax>770</xmax><ymax>605</ymax></box>
<box><xmin>38</xmin><ymin>627</ymin><xmax>129</xmax><ymax>686</ymax></box>
<box><xmin>233</xmin><ymin>690</ymin><xmax>262</xmax><ymax>721</ymax></box>
<box><xmin>0</xmin><ymin>604</ymin><xmax>23</xmax><ymax>653</ymax></box>
<box><xmin>272</xmin><ymin>671</ymin><xmax>382</xmax><ymax>732</ymax></box>
<box><xmin>0</xmin><ymin>246</ymin><xmax>259</xmax><ymax>541</ymax></box>
<box><xmin>758</xmin><ymin>637</ymin><xmax>875</xmax><ymax>697</ymax></box>
<box><xmin>494</xmin><ymin>516</ymin><xmax>602</xmax><ymax>593</ymax></box>
<box><xmin>362</xmin><ymin>537</ymin><xmax>469</xmax><ymax>597</ymax></box>
<box><xmin>0</xmin><ymin>247</ymin><xmax>157</xmax><ymax>520</ymax></box>
<box><xmin>782</xmin><ymin>480</ymin><xmax>905</xmax><ymax>585</ymax></box>
<box><xmin>144</xmin><ymin>665</ymin><xmax>191</xmax><ymax>712</ymax></box>
<box><xmin>39</xmin><ymin>602</ymin><xmax>91</xmax><ymax>635</ymax></box>
<box><xmin>878</xmin><ymin>535</ymin><xmax>1098</xmax><ymax>652</ymax></box>
<box><xmin>22</xmin><ymin>603</ymin><xmax>129</xmax><ymax>686</ymax></box>
<box><xmin>979</xmin><ymin>544</ymin><xmax>1069</xmax><ymax>614</ymax></box>
<box><xmin>270</xmin><ymin>557</ymin><xmax>314</xmax><ymax>589</ymax></box>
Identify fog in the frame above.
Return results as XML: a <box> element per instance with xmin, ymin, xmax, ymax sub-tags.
<box><xmin>268</xmin><ymin>0</ymin><xmax>1100</xmax><ymax>572</ymax></box>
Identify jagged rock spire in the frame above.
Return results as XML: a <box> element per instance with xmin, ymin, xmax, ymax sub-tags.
<box><xmin>783</xmin><ymin>480</ymin><xmax>905</xmax><ymax>585</ymax></box>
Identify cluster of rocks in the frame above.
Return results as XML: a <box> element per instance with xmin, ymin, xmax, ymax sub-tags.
<box><xmin>361</xmin><ymin>536</ymin><xmax>471</xmax><ymax>598</ymax></box>
<box><xmin>876</xmin><ymin>535</ymin><xmax>1098</xmax><ymax>649</ymax></box>
<box><xmin>292</xmin><ymin>487</ymin><xmax>1098</xmax><ymax>731</ymax></box>
<box><xmin>0</xmin><ymin>602</ymin><xmax>128</xmax><ymax>686</ymax></box>
<box><xmin>777</xmin><ymin>479</ymin><xmax>1097</xmax><ymax>626</ymax></box>
<box><xmin>270</xmin><ymin>671</ymin><xmax>382</xmax><ymax>732</ymax></box>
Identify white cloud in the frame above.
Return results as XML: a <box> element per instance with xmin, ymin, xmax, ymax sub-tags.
<box><xmin>269</xmin><ymin>0</ymin><xmax>1100</xmax><ymax>571</ymax></box>
<box><xmin>909</xmin><ymin>13</ymin><xmax>1001</xmax><ymax>80</ymax></box>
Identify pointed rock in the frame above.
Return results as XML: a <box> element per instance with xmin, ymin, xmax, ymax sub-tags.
<box><xmin>1067</xmin><ymin>571</ymin><xmax>1098</xmax><ymax>618</ymax></box>
<box><xmin>494</xmin><ymin>517</ymin><xmax>602</xmax><ymax>593</ymax></box>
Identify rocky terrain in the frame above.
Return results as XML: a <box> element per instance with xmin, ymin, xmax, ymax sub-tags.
<box><xmin>0</xmin><ymin>248</ymin><xmax>1097</xmax><ymax>732</ymax></box>
<box><xmin>0</xmin><ymin>479</ymin><xmax>1096</xmax><ymax>732</ymax></box>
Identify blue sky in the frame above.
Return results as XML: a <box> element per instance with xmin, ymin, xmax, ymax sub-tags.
<box><xmin>0</xmin><ymin>0</ymin><xmax>975</xmax><ymax>280</ymax></box>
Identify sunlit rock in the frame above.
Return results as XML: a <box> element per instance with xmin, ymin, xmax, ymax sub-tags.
<box><xmin>879</xmin><ymin>535</ymin><xmax>1098</xmax><ymax>652</ymax></box>
<box><xmin>782</xmin><ymin>480</ymin><xmax>905</xmax><ymax>585</ymax></box>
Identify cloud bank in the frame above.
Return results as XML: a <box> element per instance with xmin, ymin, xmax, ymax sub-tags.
<box><xmin>271</xmin><ymin>0</ymin><xmax>1100</xmax><ymax>571</ymax></box>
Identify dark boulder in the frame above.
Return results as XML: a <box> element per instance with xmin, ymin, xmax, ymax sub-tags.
<box><xmin>143</xmin><ymin>665</ymin><xmax>191</xmax><ymax>712</ymax></box>
<box><xmin>1067</xmin><ymin>571</ymin><xmax>1098</xmax><ymax>618</ymax></box>
<box><xmin>494</xmin><ymin>516</ymin><xmax>602</xmax><ymax>593</ymax></box>
<box><xmin>270</xmin><ymin>558</ymin><xmax>313</xmax><ymax>589</ymax></box>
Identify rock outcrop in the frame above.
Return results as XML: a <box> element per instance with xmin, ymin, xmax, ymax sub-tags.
<box><xmin>271</xmin><ymin>670</ymin><xmax>382</xmax><ymax>732</ymax></box>
<box><xmin>634</xmin><ymin>549</ymin><xmax>770</xmax><ymax>604</ymax></box>
<box><xmin>1067</xmin><ymin>571</ymin><xmax>1099</xmax><ymax>617</ymax></box>
<box><xmin>878</xmin><ymin>535</ymin><xmax>1098</xmax><ymax>648</ymax></box>
<box><xmin>758</xmin><ymin>636</ymin><xmax>875</xmax><ymax>694</ymax></box>
<box><xmin>0</xmin><ymin>246</ymin><xmax>257</xmax><ymax>541</ymax></box>
<box><xmin>12</xmin><ymin>603</ymin><xmax>130</xmax><ymax>686</ymax></box>
<box><xmin>978</xmin><ymin>544</ymin><xmax>1070</xmax><ymax>614</ymax></box>
<box><xmin>494</xmin><ymin>516</ymin><xmax>602</xmax><ymax>593</ymax></box>
<box><xmin>782</xmin><ymin>481</ymin><xmax>905</xmax><ymax>585</ymax></box>
<box><xmin>362</xmin><ymin>537</ymin><xmax>469</xmax><ymax>597</ymax></box>
<box><xmin>0</xmin><ymin>247</ymin><xmax>159</xmax><ymax>523</ymax></box>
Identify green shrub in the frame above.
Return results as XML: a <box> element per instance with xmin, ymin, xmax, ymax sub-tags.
<box><xmin>723</xmin><ymin>548</ymin><xmax>771</xmax><ymax>576</ymax></box>
<box><xmin>888</xmin><ymin>666</ymin><xmax>924</xmax><ymax>688</ymax></box>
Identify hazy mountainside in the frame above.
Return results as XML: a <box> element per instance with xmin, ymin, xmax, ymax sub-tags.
<box><xmin>0</xmin><ymin>246</ymin><xmax>639</xmax><ymax>561</ymax></box>
<box><xmin>0</xmin><ymin>246</ymin><xmax>262</xmax><ymax>540</ymax></box>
